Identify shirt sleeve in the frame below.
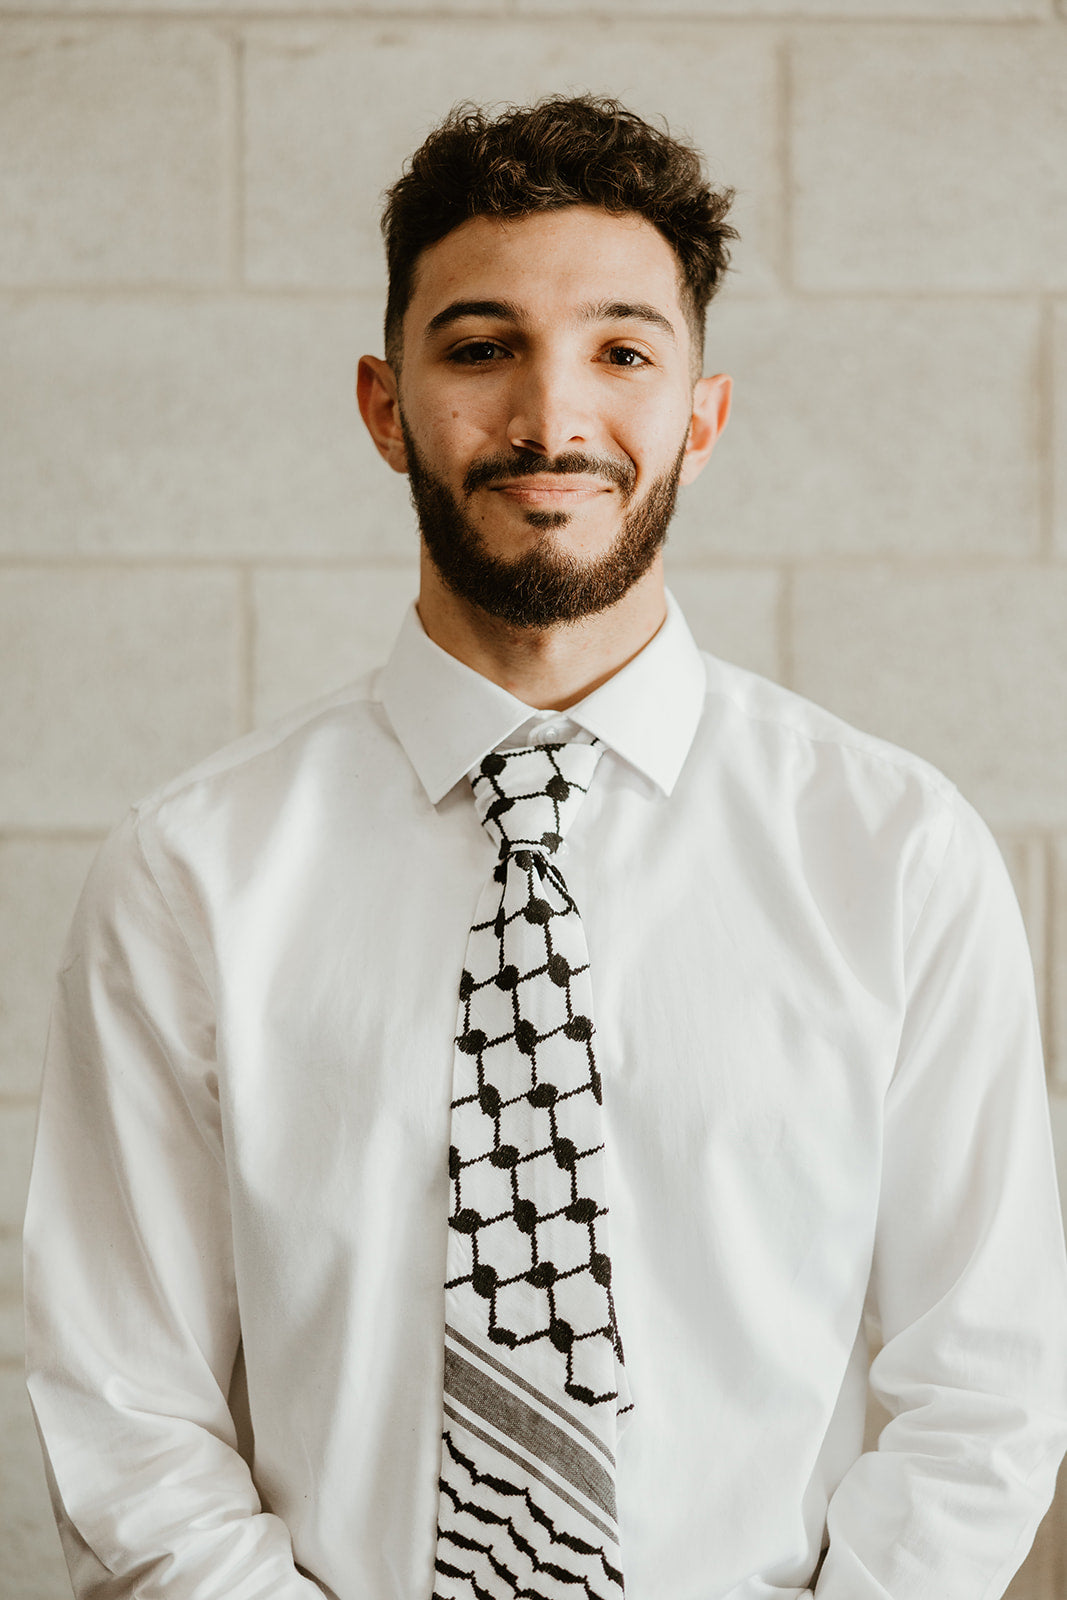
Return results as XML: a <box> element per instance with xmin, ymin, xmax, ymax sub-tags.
<box><xmin>816</xmin><ymin>794</ymin><xmax>1067</xmax><ymax>1600</ymax></box>
<box><xmin>23</xmin><ymin>810</ymin><xmax>325</xmax><ymax>1600</ymax></box>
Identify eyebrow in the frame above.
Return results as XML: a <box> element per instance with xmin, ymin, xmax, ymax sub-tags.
<box><xmin>425</xmin><ymin>300</ymin><xmax>526</xmax><ymax>336</ymax></box>
<box><xmin>423</xmin><ymin>297</ymin><xmax>678</xmax><ymax>343</ymax></box>
<box><xmin>583</xmin><ymin>301</ymin><xmax>678</xmax><ymax>343</ymax></box>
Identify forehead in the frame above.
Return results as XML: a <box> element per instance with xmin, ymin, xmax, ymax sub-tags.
<box><xmin>404</xmin><ymin>206</ymin><xmax>687</xmax><ymax>332</ymax></box>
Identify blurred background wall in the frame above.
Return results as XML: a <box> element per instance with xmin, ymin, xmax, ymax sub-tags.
<box><xmin>2</xmin><ymin>0</ymin><xmax>1066</xmax><ymax>1595</ymax></box>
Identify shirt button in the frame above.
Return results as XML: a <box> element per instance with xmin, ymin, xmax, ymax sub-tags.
<box><xmin>539</xmin><ymin>723</ymin><xmax>566</xmax><ymax>743</ymax></box>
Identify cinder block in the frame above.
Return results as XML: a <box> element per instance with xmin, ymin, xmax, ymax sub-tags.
<box><xmin>664</xmin><ymin>565</ymin><xmax>781</xmax><ymax>681</ymax></box>
<box><xmin>995</xmin><ymin>835</ymin><xmax>1049</xmax><ymax>1049</ymax></box>
<box><xmin>0</xmin><ymin>839</ymin><xmax>101</xmax><ymax>1099</ymax></box>
<box><xmin>790</xmin><ymin>568</ymin><xmax>1067</xmax><ymax>831</ymax></box>
<box><xmin>0</xmin><ymin>296</ymin><xmax>410</xmax><ymax>559</ymax></box>
<box><xmin>243</xmin><ymin>22</ymin><xmax>779</xmax><ymax>294</ymax></box>
<box><xmin>0</xmin><ymin>570</ymin><xmax>241</xmax><ymax>829</ymax></box>
<box><xmin>792</xmin><ymin>28</ymin><xmax>1067</xmax><ymax>291</ymax></box>
<box><xmin>0</xmin><ymin>1368</ymin><xmax>71</xmax><ymax>1600</ymax></box>
<box><xmin>670</xmin><ymin>299</ymin><xmax>1039</xmax><ymax>561</ymax></box>
<box><xmin>0</xmin><ymin>22</ymin><xmax>228</xmax><ymax>286</ymax></box>
<box><xmin>0</xmin><ymin>1106</ymin><xmax>36</xmax><ymax>1233</ymax></box>
<box><xmin>253</xmin><ymin>566</ymin><xmax>418</xmax><ymax>725</ymax></box>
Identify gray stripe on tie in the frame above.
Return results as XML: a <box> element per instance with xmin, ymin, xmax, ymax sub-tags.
<box><xmin>441</xmin><ymin>1402</ymin><xmax>619</xmax><ymax>1546</ymax></box>
<box><xmin>445</xmin><ymin>1322</ymin><xmax>614</xmax><ymax>1465</ymax></box>
<box><xmin>443</xmin><ymin>1344</ymin><xmax>617</xmax><ymax>1525</ymax></box>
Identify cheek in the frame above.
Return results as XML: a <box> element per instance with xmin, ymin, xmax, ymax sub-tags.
<box><xmin>621</xmin><ymin>413</ymin><xmax>691</xmax><ymax>484</ymax></box>
<box><xmin>612</xmin><ymin>380</ymin><xmax>691</xmax><ymax>444</ymax></box>
<box><xmin>412</xmin><ymin>412</ymin><xmax>486</xmax><ymax>477</ymax></box>
<box><xmin>419</xmin><ymin>386</ymin><xmax>499</xmax><ymax>459</ymax></box>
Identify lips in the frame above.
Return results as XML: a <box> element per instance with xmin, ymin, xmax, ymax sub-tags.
<box><xmin>463</xmin><ymin>451</ymin><xmax>636</xmax><ymax>498</ymax></box>
<box><xmin>490</xmin><ymin>475</ymin><xmax>612</xmax><ymax>502</ymax></box>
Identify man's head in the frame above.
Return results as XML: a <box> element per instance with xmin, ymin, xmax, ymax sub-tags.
<box><xmin>381</xmin><ymin>95</ymin><xmax>737</xmax><ymax>380</ymax></box>
<box><xmin>358</xmin><ymin>97</ymin><xmax>735</xmax><ymax>633</ymax></box>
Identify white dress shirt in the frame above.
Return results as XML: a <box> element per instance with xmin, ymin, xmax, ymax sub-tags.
<box><xmin>24</xmin><ymin>594</ymin><xmax>1067</xmax><ymax>1600</ymax></box>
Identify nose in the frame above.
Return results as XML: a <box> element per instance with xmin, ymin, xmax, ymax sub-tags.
<box><xmin>506</xmin><ymin>355</ymin><xmax>590</xmax><ymax>458</ymax></box>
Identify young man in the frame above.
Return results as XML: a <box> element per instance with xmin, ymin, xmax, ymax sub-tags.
<box><xmin>25</xmin><ymin>97</ymin><xmax>1067</xmax><ymax>1600</ymax></box>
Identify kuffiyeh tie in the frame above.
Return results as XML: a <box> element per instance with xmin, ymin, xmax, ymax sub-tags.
<box><xmin>433</xmin><ymin>740</ymin><xmax>632</xmax><ymax>1600</ymax></box>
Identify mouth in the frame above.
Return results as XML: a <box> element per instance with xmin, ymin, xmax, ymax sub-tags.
<box><xmin>488</xmin><ymin>476</ymin><xmax>613</xmax><ymax>508</ymax></box>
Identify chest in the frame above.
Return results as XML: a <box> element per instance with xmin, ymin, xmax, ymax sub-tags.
<box><xmin>209</xmin><ymin>784</ymin><xmax>900</xmax><ymax>1299</ymax></box>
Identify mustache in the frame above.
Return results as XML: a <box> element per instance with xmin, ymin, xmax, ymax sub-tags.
<box><xmin>463</xmin><ymin>450</ymin><xmax>636</xmax><ymax>498</ymax></box>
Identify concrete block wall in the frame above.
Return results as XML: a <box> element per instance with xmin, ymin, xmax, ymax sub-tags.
<box><xmin>1</xmin><ymin>3</ymin><xmax>1065</xmax><ymax>1594</ymax></box>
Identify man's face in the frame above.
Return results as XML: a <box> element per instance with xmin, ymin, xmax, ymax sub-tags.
<box><xmin>379</xmin><ymin>207</ymin><xmax>721</xmax><ymax>629</ymax></box>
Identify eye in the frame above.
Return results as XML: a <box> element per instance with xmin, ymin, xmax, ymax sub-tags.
<box><xmin>606</xmin><ymin>345</ymin><xmax>651</xmax><ymax>368</ymax></box>
<box><xmin>448</xmin><ymin>340</ymin><xmax>511</xmax><ymax>365</ymax></box>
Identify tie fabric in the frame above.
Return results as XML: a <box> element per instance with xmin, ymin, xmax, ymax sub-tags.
<box><xmin>433</xmin><ymin>739</ymin><xmax>632</xmax><ymax>1600</ymax></box>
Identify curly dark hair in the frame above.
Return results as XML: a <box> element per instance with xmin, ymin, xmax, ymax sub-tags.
<box><xmin>381</xmin><ymin>95</ymin><xmax>737</xmax><ymax>375</ymax></box>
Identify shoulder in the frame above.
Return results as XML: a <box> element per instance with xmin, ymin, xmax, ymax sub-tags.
<box><xmin>692</xmin><ymin>651</ymin><xmax>999</xmax><ymax>942</ymax></box>
<box><xmin>136</xmin><ymin>669</ymin><xmax>387</xmax><ymax>821</ymax></box>
<box><xmin>76</xmin><ymin>669</ymin><xmax>397</xmax><ymax>950</ymax></box>
<box><xmin>695</xmin><ymin>650</ymin><xmax>964</xmax><ymax>854</ymax></box>
<box><xmin>698</xmin><ymin>650</ymin><xmax>957</xmax><ymax>810</ymax></box>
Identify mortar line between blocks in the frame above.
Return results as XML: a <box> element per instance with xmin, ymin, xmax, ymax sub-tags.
<box><xmin>1025</xmin><ymin>832</ymin><xmax>1053</xmax><ymax>1078</ymax></box>
<box><xmin>228</xmin><ymin>29</ymin><xmax>246</xmax><ymax>290</ymax></box>
<box><xmin>2</xmin><ymin>287</ymin><xmax>1062</xmax><ymax>307</ymax></box>
<box><xmin>776</xmin><ymin>566</ymin><xmax>794</xmax><ymax>689</ymax></box>
<box><xmin>520</xmin><ymin>6</ymin><xmax>1061</xmax><ymax>22</ymax></box>
<box><xmin>2</xmin><ymin>9</ymin><xmax>1065</xmax><ymax>25</ymax></box>
<box><xmin>777</xmin><ymin>30</ymin><xmax>794</xmax><ymax>294</ymax></box>
<box><xmin>0</xmin><ymin>555</ymin><xmax>420</xmax><ymax>573</ymax></box>
<box><xmin>2</xmin><ymin>552</ymin><xmax>1063</xmax><ymax>574</ymax></box>
<box><xmin>1042</xmin><ymin>832</ymin><xmax>1058</xmax><ymax>1089</ymax></box>
<box><xmin>0</xmin><ymin>829</ymin><xmax>107</xmax><ymax>845</ymax></box>
<box><xmin>3</xmin><ymin>5</ymin><xmax>544</xmax><ymax>21</ymax></box>
<box><xmin>1037</xmin><ymin>297</ymin><xmax>1055</xmax><ymax>559</ymax></box>
<box><xmin>1049</xmin><ymin>836</ymin><xmax>1064</xmax><ymax>1092</ymax></box>
<box><xmin>238</xmin><ymin>565</ymin><xmax>256</xmax><ymax>735</ymax></box>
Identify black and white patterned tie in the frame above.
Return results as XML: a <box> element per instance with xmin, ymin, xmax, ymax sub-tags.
<box><xmin>433</xmin><ymin>740</ymin><xmax>632</xmax><ymax>1600</ymax></box>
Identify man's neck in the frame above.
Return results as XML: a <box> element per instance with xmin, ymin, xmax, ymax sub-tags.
<box><xmin>416</xmin><ymin>556</ymin><xmax>668</xmax><ymax>711</ymax></box>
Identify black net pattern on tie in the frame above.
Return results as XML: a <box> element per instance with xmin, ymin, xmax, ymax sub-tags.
<box><xmin>447</xmin><ymin>743</ymin><xmax>626</xmax><ymax>1408</ymax></box>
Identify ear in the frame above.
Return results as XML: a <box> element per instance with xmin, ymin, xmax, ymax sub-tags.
<box><xmin>679</xmin><ymin>373</ymin><xmax>732</xmax><ymax>487</ymax></box>
<box><xmin>356</xmin><ymin>355</ymin><xmax>409</xmax><ymax>475</ymax></box>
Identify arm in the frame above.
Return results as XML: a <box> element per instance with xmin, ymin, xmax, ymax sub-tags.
<box><xmin>23</xmin><ymin>811</ymin><xmax>325</xmax><ymax>1600</ymax></box>
<box><xmin>817</xmin><ymin>797</ymin><xmax>1067</xmax><ymax>1600</ymax></box>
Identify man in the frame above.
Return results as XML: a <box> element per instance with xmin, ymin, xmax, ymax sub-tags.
<box><xmin>24</xmin><ymin>96</ymin><xmax>1067</xmax><ymax>1600</ymax></box>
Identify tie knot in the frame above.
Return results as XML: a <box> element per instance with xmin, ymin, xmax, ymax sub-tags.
<box><xmin>470</xmin><ymin>741</ymin><xmax>602</xmax><ymax>857</ymax></box>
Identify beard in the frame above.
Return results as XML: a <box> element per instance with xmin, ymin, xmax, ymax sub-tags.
<box><xmin>401</xmin><ymin>420</ymin><xmax>688</xmax><ymax>630</ymax></box>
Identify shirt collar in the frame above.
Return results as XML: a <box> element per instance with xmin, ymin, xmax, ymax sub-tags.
<box><xmin>378</xmin><ymin>590</ymin><xmax>707</xmax><ymax>804</ymax></box>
